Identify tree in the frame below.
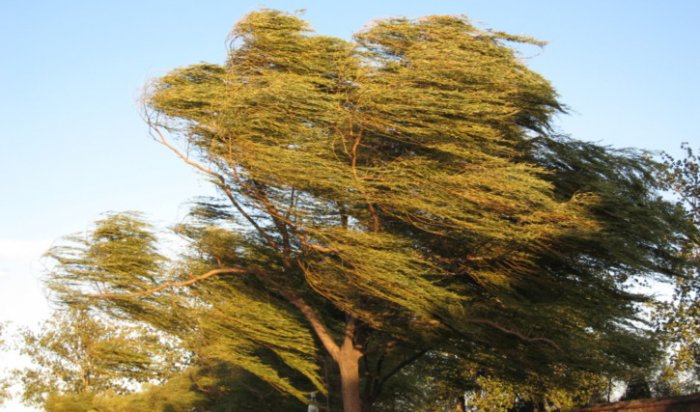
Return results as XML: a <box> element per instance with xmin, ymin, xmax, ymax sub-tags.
<box><xmin>370</xmin><ymin>352</ymin><xmax>609</xmax><ymax>411</ymax></box>
<box><xmin>655</xmin><ymin>144</ymin><xmax>700</xmax><ymax>392</ymax></box>
<box><xmin>13</xmin><ymin>306</ymin><xmax>178</xmax><ymax>408</ymax></box>
<box><xmin>45</xmin><ymin>10</ymin><xmax>694</xmax><ymax>412</ymax></box>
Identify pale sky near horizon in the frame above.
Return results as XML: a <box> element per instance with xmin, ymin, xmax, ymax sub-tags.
<box><xmin>1</xmin><ymin>1</ymin><xmax>698</xmax><ymax>410</ymax></box>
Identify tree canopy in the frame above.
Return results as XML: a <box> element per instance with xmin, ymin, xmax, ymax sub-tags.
<box><xmin>36</xmin><ymin>9</ymin><xmax>697</xmax><ymax>412</ymax></box>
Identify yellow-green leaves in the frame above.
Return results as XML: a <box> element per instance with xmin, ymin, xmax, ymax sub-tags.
<box><xmin>15</xmin><ymin>309</ymin><xmax>175</xmax><ymax>407</ymax></box>
<box><xmin>302</xmin><ymin>228</ymin><xmax>460</xmax><ymax>328</ymax></box>
<box><xmin>39</xmin><ymin>9</ymin><xmax>697</xmax><ymax>409</ymax></box>
<box><xmin>195</xmin><ymin>279</ymin><xmax>324</xmax><ymax>401</ymax></box>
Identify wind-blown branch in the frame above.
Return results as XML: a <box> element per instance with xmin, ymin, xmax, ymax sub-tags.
<box><xmin>87</xmin><ymin>268</ymin><xmax>247</xmax><ymax>299</ymax></box>
<box><xmin>142</xmin><ymin>109</ymin><xmax>278</xmax><ymax>249</ymax></box>
<box><xmin>378</xmin><ymin>348</ymin><xmax>430</xmax><ymax>387</ymax></box>
<box><xmin>87</xmin><ymin>261</ymin><xmax>344</xmax><ymax>363</ymax></box>
<box><xmin>464</xmin><ymin>318</ymin><xmax>561</xmax><ymax>350</ymax></box>
<box><xmin>429</xmin><ymin>315</ymin><xmax>561</xmax><ymax>351</ymax></box>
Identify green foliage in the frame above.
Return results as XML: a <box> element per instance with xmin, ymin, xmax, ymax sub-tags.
<box><xmin>654</xmin><ymin>144</ymin><xmax>700</xmax><ymax>392</ymax></box>
<box><xmin>14</xmin><ymin>307</ymin><xmax>177</xmax><ymax>408</ymax></box>
<box><xmin>44</xmin><ymin>392</ymin><xmax>96</xmax><ymax>412</ymax></box>
<box><xmin>47</xmin><ymin>212</ymin><xmax>322</xmax><ymax>403</ymax></box>
<box><xmin>663</xmin><ymin>144</ymin><xmax>700</xmax><ymax>222</ymax></box>
<box><xmin>44</xmin><ymin>365</ymin><xmax>305</xmax><ymax>412</ymax></box>
<box><xmin>371</xmin><ymin>352</ymin><xmax>610</xmax><ymax>412</ymax></box>
<box><xmin>47</xmin><ymin>211</ymin><xmax>165</xmax><ymax>299</ymax></box>
<box><xmin>651</xmin><ymin>363</ymin><xmax>686</xmax><ymax>397</ymax></box>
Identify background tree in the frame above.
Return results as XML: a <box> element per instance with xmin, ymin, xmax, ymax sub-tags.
<box><xmin>43</xmin><ymin>10</ymin><xmax>696</xmax><ymax>412</ymax></box>
<box><xmin>655</xmin><ymin>143</ymin><xmax>700</xmax><ymax>393</ymax></box>
<box><xmin>371</xmin><ymin>353</ymin><xmax>610</xmax><ymax>412</ymax></box>
<box><xmin>13</xmin><ymin>306</ymin><xmax>178</xmax><ymax>409</ymax></box>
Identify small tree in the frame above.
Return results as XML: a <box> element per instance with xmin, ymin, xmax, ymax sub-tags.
<box><xmin>14</xmin><ymin>307</ymin><xmax>176</xmax><ymax>408</ymax></box>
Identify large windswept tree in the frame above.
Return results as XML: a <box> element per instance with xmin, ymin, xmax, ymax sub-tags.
<box><xmin>46</xmin><ymin>10</ymin><xmax>695</xmax><ymax>412</ymax></box>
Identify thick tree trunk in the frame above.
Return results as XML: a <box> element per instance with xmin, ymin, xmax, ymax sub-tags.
<box><xmin>338</xmin><ymin>339</ymin><xmax>364</xmax><ymax>412</ymax></box>
<box><xmin>285</xmin><ymin>296</ymin><xmax>365</xmax><ymax>412</ymax></box>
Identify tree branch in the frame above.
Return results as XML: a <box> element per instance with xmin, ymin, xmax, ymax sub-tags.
<box><xmin>217</xmin><ymin>179</ymin><xmax>279</xmax><ymax>249</ymax></box>
<box><xmin>145</xmin><ymin>113</ymin><xmax>219</xmax><ymax>178</ymax></box>
<box><xmin>377</xmin><ymin>348</ymin><xmax>429</xmax><ymax>390</ymax></box>
<box><xmin>349</xmin><ymin>128</ymin><xmax>380</xmax><ymax>233</ymax></box>
<box><xmin>143</xmin><ymin>112</ymin><xmax>278</xmax><ymax>249</ymax></box>
<box><xmin>344</xmin><ymin>316</ymin><xmax>358</xmax><ymax>349</ymax></box>
<box><xmin>276</xmin><ymin>288</ymin><xmax>341</xmax><ymax>361</ymax></box>
<box><xmin>87</xmin><ymin>259</ymin><xmax>344</xmax><ymax>365</ymax></box>
<box><xmin>87</xmin><ymin>268</ymin><xmax>247</xmax><ymax>299</ymax></box>
<box><xmin>464</xmin><ymin>318</ymin><xmax>561</xmax><ymax>351</ymax></box>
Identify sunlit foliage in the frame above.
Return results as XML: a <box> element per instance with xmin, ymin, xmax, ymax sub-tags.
<box><xmin>37</xmin><ymin>9</ymin><xmax>696</xmax><ymax>412</ymax></box>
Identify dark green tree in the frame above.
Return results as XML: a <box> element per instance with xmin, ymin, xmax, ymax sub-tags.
<box><xmin>45</xmin><ymin>10</ymin><xmax>695</xmax><ymax>412</ymax></box>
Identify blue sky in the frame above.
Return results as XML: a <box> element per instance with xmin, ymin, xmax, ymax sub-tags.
<box><xmin>1</xmin><ymin>1</ymin><xmax>698</xmax><ymax>410</ymax></box>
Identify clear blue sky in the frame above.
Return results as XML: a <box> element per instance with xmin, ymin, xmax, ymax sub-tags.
<box><xmin>1</xmin><ymin>1</ymin><xmax>698</xmax><ymax>410</ymax></box>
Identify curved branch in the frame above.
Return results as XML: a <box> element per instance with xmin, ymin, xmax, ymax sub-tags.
<box><xmin>276</xmin><ymin>287</ymin><xmax>341</xmax><ymax>361</ymax></box>
<box><xmin>349</xmin><ymin>128</ymin><xmax>380</xmax><ymax>233</ymax></box>
<box><xmin>87</xmin><ymin>268</ymin><xmax>247</xmax><ymax>299</ymax></box>
<box><xmin>376</xmin><ymin>347</ymin><xmax>429</xmax><ymax>394</ymax></box>
<box><xmin>143</xmin><ymin>111</ymin><xmax>278</xmax><ymax>249</ymax></box>
<box><xmin>464</xmin><ymin>318</ymin><xmax>561</xmax><ymax>350</ymax></box>
<box><xmin>430</xmin><ymin>315</ymin><xmax>561</xmax><ymax>351</ymax></box>
<box><xmin>145</xmin><ymin>113</ymin><xmax>219</xmax><ymax>178</ymax></box>
<box><xmin>87</xmin><ymin>263</ymin><xmax>343</xmax><ymax>363</ymax></box>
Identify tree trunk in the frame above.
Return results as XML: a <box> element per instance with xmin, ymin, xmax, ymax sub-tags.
<box><xmin>338</xmin><ymin>337</ymin><xmax>364</xmax><ymax>412</ymax></box>
<box><xmin>456</xmin><ymin>395</ymin><xmax>466</xmax><ymax>412</ymax></box>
